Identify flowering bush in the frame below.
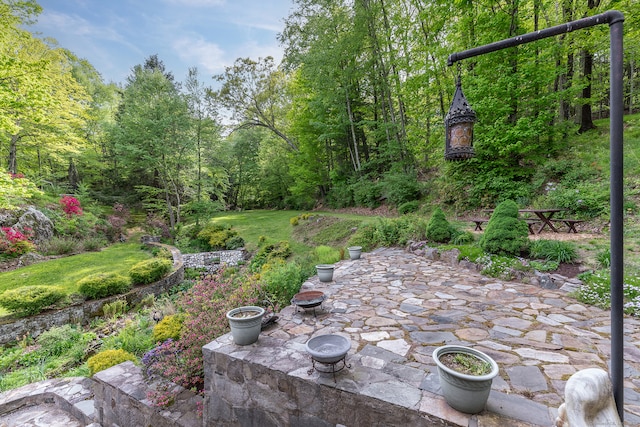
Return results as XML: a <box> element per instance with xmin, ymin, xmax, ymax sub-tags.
<box><xmin>142</xmin><ymin>270</ymin><xmax>265</xmax><ymax>392</ymax></box>
<box><xmin>59</xmin><ymin>196</ymin><xmax>83</xmax><ymax>218</ymax></box>
<box><xmin>0</xmin><ymin>227</ymin><xmax>35</xmax><ymax>257</ymax></box>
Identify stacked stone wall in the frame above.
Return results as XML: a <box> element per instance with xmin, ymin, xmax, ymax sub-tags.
<box><xmin>92</xmin><ymin>361</ymin><xmax>202</xmax><ymax>427</ymax></box>
<box><xmin>0</xmin><ymin>242</ymin><xmax>184</xmax><ymax>345</ymax></box>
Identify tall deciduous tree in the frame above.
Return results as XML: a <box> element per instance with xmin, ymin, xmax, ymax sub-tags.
<box><xmin>1</xmin><ymin>2</ymin><xmax>90</xmax><ymax>181</ymax></box>
<box><xmin>111</xmin><ymin>57</ymin><xmax>191</xmax><ymax>231</ymax></box>
<box><xmin>212</xmin><ymin>57</ymin><xmax>296</xmax><ymax>151</ymax></box>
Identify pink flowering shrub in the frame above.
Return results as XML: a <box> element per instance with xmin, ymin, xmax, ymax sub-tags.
<box><xmin>60</xmin><ymin>196</ymin><xmax>83</xmax><ymax>218</ymax></box>
<box><xmin>142</xmin><ymin>270</ymin><xmax>265</xmax><ymax>392</ymax></box>
<box><xmin>0</xmin><ymin>227</ymin><xmax>35</xmax><ymax>257</ymax></box>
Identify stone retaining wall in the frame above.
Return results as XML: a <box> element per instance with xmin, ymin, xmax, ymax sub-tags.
<box><xmin>93</xmin><ymin>361</ymin><xmax>202</xmax><ymax>427</ymax></box>
<box><xmin>0</xmin><ymin>242</ymin><xmax>184</xmax><ymax>345</ymax></box>
<box><xmin>202</xmin><ymin>335</ymin><xmax>458</xmax><ymax>427</ymax></box>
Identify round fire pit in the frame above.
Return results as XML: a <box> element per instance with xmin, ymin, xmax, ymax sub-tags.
<box><xmin>305</xmin><ymin>334</ymin><xmax>351</xmax><ymax>364</ymax></box>
<box><xmin>291</xmin><ymin>291</ymin><xmax>325</xmax><ymax>310</ymax></box>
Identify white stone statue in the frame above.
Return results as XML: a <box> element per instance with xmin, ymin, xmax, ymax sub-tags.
<box><xmin>555</xmin><ymin>368</ymin><xmax>623</xmax><ymax>427</ymax></box>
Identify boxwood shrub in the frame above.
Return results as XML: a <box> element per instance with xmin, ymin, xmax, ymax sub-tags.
<box><xmin>152</xmin><ymin>314</ymin><xmax>184</xmax><ymax>343</ymax></box>
<box><xmin>0</xmin><ymin>285</ymin><xmax>66</xmax><ymax>316</ymax></box>
<box><xmin>78</xmin><ymin>273</ymin><xmax>132</xmax><ymax>300</ymax></box>
<box><xmin>129</xmin><ymin>258</ymin><xmax>172</xmax><ymax>285</ymax></box>
<box><xmin>87</xmin><ymin>349</ymin><xmax>137</xmax><ymax>376</ymax></box>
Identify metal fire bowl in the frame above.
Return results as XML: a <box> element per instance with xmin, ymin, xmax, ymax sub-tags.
<box><xmin>291</xmin><ymin>291</ymin><xmax>325</xmax><ymax>309</ymax></box>
<box><xmin>306</xmin><ymin>334</ymin><xmax>351</xmax><ymax>364</ymax></box>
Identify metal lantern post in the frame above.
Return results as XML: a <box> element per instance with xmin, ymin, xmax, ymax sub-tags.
<box><xmin>446</xmin><ymin>10</ymin><xmax>625</xmax><ymax>420</ymax></box>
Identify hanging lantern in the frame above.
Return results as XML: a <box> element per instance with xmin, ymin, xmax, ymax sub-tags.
<box><xmin>444</xmin><ymin>75</ymin><xmax>476</xmax><ymax>161</ymax></box>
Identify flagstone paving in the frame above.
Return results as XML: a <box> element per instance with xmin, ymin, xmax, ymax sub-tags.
<box><xmin>264</xmin><ymin>247</ymin><xmax>640</xmax><ymax>426</ymax></box>
<box><xmin>2</xmin><ymin>246</ymin><xmax>640</xmax><ymax>426</ymax></box>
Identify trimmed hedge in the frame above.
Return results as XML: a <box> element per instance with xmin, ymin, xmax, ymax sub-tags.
<box><xmin>128</xmin><ymin>258</ymin><xmax>172</xmax><ymax>285</ymax></box>
<box><xmin>480</xmin><ymin>200</ymin><xmax>529</xmax><ymax>256</ymax></box>
<box><xmin>78</xmin><ymin>273</ymin><xmax>132</xmax><ymax>300</ymax></box>
<box><xmin>0</xmin><ymin>285</ymin><xmax>65</xmax><ymax>316</ymax></box>
<box><xmin>426</xmin><ymin>207</ymin><xmax>451</xmax><ymax>243</ymax></box>
<box><xmin>87</xmin><ymin>349</ymin><xmax>137</xmax><ymax>375</ymax></box>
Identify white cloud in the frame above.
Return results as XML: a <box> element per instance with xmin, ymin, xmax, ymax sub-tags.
<box><xmin>172</xmin><ymin>36</ymin><xmax>227</xmax><ymax>74</ymax></box>
<box><xmin>36</xmin><ymin>11</ymin><xmax>123</xmax><ymax>42</ymax></box>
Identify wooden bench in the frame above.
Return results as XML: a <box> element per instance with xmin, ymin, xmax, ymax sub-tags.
<box><xmin>524</xmin><ymin>219</ymin><xmax>541</xmax><ymax>235</ymax></box>
<box><xmin>470</xmin><ymin>219</ymin><xmax>489</xmax><ymax>231</ymax></box>
<box><xmin>473</xmin><ymin>218</ymin><xmax>539</xmax><ymax>234</ymax></box>
<box><xmin>552</xmin><ymin>219</ymin><xmax>585</xmax><ymax>233</ymax></box>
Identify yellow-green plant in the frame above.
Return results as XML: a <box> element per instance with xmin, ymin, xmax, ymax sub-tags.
<box><xmin>87</xmin><ymin>349</ymin><xmax>137</xmax><ymax>376</ymax></box>
<box><xmin>152</xmin><ymin>314</ymin><xmax>183</xmax><ymax>342</ymax></box>
<box><xmin>128</xmin><ymin>258</ymin><xmax>172</xmax><ymax>285</ymax></box>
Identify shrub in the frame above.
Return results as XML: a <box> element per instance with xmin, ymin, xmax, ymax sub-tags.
<box><xmin>78</xmin><ymin>273</ymin><xmax>132</xmax><ymax>300</ymax></box>
<box><xmin>60</xmin><ymin>195</ymin><xmax>83</xmax><ymax>218</ymax></box>
<box><xmin>39</xmin><ymin>236</ymin><xmax>80</xmax><ymax>255</ymax></box>
<box><xmin>0</xmin><ymin>227</ymin><xmax>35</xmax><ymax>257</ymax></box>
<box><xmin>225</xmin><ymin>235</ymin><xmax>245</xmax><ymax>250</ymax></box>
<box><xmin>290</xmin><ymin>216</ymin><xmax>299</xmax><ymax>226</ymax></box>
<box><xmin>0</xmin><ymin>286</ymin><xmax>65</xmax><ymax>316</ymax></box>
<box><xmin>196</xmin><ymin>223</ymin><xmax>241</xmax><ymax>250</ymax></box>
<box><xmin>129</xmin><ymin>258</ymin><xmax>172</xmax><ymax>285</ymax></box>
<box><xmin>352</xmin><ymin>179</ymin><xmax>382</xmax><ymax>208</ymax></box>
<box><xmin>398</xmin><ymin>201</ymin><xmax>420</xmax><ymax>215</ymax></box>
<box><xmin>479</xmin><ymin>200</ymin><xmax>529</xmax><ymax>256</ymax></box>
<box><xmin>153</xmin><ymin>314</ymin><xmax>184</xmax><ymax>343</ymax></box>
<box><xmin>87</xmin><ymin>349</ymin><xmax>137</xmax><ymax>376</ymax></box>
<box><xmin>260</xmin><ymin>260</ymin><xmax>307</xmax><ymax>309</ymax></box>
<box><xmin>529</xmin><ymin>240</ymin><xmax>578</xmax><ymax>263</ymax></box>
<box><xmin>249</xmin><ymin>241</ymin><xmax>291</xmax><ymax>272</ymax></box>
<box><xmin>426</xmin><ymin>207</ymin><xmax>452</xmax><ymax>243</ymax></box>
<box><xmin>82</xmin><ymin>237</ymin><xmax>107</xmax><ymax>252</ymax></box>
<box><xmin>380</xmin><ymin>170</ymin><xmax>422</xmax><ymax>206</ymax></box>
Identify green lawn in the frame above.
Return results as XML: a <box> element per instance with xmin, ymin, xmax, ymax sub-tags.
<box><xmin>0</xmin><ymin>242</ymin><xmax>152</xmax><ymax>315</ymax></box>
<box><xmin>210</xmin><ymin>210</ymin><xmax>378</xmax><ymax>255</ymax></box>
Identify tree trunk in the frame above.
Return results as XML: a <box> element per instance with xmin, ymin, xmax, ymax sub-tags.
<box><xmin>578</xmin><ymin>49</ymin><xmax>596</xmax><ymax>133</ymax></box>
<box><xmin>578</xmin><ymin>0</ymin><xmax>599</xmax><ymax>133</ymax></box>
<box><xmin>8</xmin><ymin>133</ymin><xmax>19</xmax><ymax>174</ymax></box>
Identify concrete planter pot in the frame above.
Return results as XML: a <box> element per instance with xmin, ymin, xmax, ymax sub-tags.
<box><xmin>315</xmin><ymin>264</ymin><xmax>335</xmax><ymax>282</ymax></box>
<box><xmin>347</xmin><ymin>246</ymin><xmax>362</xmax><ymax>260</ymax></box>
<box><xmin>432</xmin><ymin>345</ymin><xmax>499</xmax><ymax>414</ymax></box>
<box><xmin>226</xmin><ymin>306</ymin><xmax>265</xmax><ymax>345</ymax></box>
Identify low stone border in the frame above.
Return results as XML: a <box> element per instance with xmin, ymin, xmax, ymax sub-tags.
<box><xmin>406</xmin><ymin>241</ymin><xmax>583</xmax><ymax>293</ymax></box>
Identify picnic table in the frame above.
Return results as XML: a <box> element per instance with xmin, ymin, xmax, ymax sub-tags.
<box><xmin>518</xmin><ymin>209</ymin><xmax>565</xmax><ymax>234</ymax></box>
<box><xmin>480</xmin><ymin>208</ymin><xmax>571</xmax><ymax>234</ymax></box>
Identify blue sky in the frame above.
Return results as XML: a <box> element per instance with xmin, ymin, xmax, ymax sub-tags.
<box><xmin>29</xmin><ymin>0</ymin><xmax>295</xmax><ymax>85</ymax></box>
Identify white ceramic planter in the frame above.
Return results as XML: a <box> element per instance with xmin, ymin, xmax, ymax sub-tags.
<box><xmin>226</xmin><ymin>306</ymin><xmax>265</xmax><ymax>345</ymax></box>
<box><xmin>315</xmin><ymin>264</ymin><xmax>335</xmax><ymax>282</ymax></box>
<box><xmin>348</xmin><ymin>246</ymin><xmax>362</xmax><ymax>260</ymax></box>
<box><xmin>432</xmin><ymin>345</ymin><xmax>499</xmax><ymax>414</ymax></box>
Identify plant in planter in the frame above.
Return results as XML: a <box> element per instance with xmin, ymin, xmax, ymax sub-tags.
<box><xmin>226</xmin><ymin>306</ymin><xmax>265</xmax><ymax>345</ymax></box>
<box><xmin>315</xmin><ymin>264</ymin><xmax>335</xmax><ymax>282</ymax></box>
<box><xmin>432</xmin><ymin>345</ymin><xmax>499</xmax><ymax>414</ymax></box>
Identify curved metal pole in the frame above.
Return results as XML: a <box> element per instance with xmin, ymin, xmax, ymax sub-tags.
<box><xmin>448</xmin><ymin>10</ymin><xmax>625</xmax><ymax>421</ymax></box>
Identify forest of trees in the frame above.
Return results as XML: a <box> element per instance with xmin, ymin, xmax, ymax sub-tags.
<box><xmin>2</xmin><ymin>0</ymin><xmax>639</xmax><ymax>224</ymax></box>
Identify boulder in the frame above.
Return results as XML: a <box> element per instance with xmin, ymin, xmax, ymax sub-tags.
<box><xmin>15</xmin><ymin>207</ymin><xmax>54</xmax><ymax>245</ymax></box>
